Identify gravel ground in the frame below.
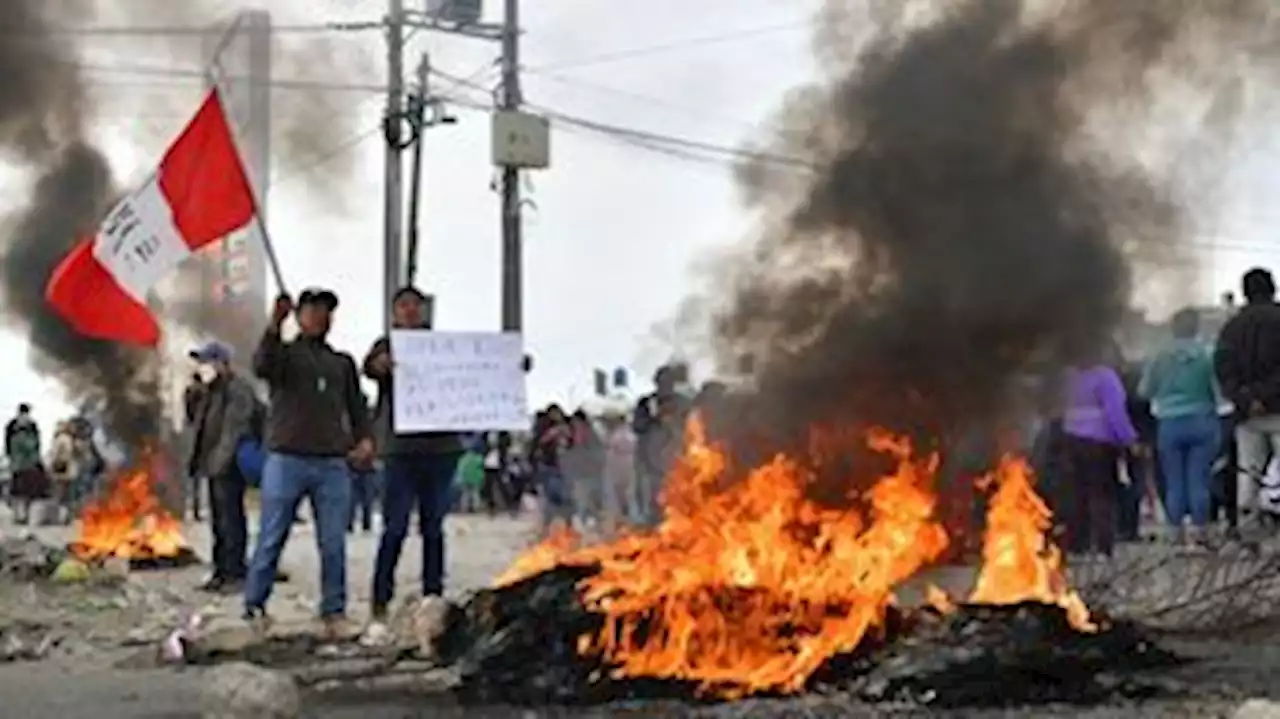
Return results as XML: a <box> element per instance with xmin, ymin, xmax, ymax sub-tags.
<box><xmin>0</xmin><ymin>663</ymin><xmax>1253</xmax><ymax>719</ymax></box>
<box><xmin>4</xmin><ymin>503</ymin><xmax>1280</xmax><ymax>718</ymax></box>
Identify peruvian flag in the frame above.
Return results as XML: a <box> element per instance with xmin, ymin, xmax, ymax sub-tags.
<box><xmin>45</xmin><ymin>89</ymin><xmax>256</xmax><ymax>346</ymax></box>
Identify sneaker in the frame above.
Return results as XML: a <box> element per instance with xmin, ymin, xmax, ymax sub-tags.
<box><xmin>198</xmin><ymin>575</ymin><xmax>226</xmax><ymax>592</ymax></box>
<box><xmin>198</xmin><ymin>576</ymin><xmax>244</xmax><ymax>595</ymax></box>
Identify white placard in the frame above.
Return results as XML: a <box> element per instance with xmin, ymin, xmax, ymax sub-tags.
<box><xmin>390</xmin><ymin>330</ymin><xmax>529</xmax><ymax>433</ymax></box>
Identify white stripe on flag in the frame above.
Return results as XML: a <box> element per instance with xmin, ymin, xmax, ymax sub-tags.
<box><xmin>91</xmin><ymin>173</ymin><xmax>192</xmax><ymax>302</ymax></box>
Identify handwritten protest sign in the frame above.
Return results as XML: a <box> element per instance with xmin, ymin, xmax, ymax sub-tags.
<box><xmin>390</xmin><ymin>330</ymin><xmax>529</xmax><ymax>432</ymax></box>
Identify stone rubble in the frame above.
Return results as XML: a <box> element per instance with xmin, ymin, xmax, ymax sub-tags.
<box><xmin>0</xmin><ymin>621</ymin><xmax>60</xmax><ymax>662</ymax></box>
<box><xmin>199</xmin><ymin>661</ymin><xmax>302</xmax><ymax>719</ymax></box>
<box><xmin>0</xmin><ymin>535</ymin><xmax>64</xmax><ymax>581</ymax></box>
<box><xmin>1236</xmin><ymin>699</ymin><xmax>1280</xmax><ymax>719</ymax></box>
<box><xmin>411</xmin><ymin>595</ymin><xmax>451</xmax><ymax>659</ymax></box>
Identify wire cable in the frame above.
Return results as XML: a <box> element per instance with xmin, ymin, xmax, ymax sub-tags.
<box><xmin>432</xmin><ymin>65</ymin><xmax>809</xmax><ymax>168</ymax></box>
<box><xmin>41</xmin><ymin>21</ymin><xmax>379</xmax><ymax>37</ymax></box>
<box><xmin>524</xmin><ymin>70</ymin><xmax>776</xmax><ymax>137</ymax></box>
<box><xmin>77</xmin><ymin>60</ymin><xmax>389</xmax><ymax>93</ymax></box>
<box><xmin>525</xmin><ymin>21</ymin><xmax>808</xmax><ymax>72</ymax></box>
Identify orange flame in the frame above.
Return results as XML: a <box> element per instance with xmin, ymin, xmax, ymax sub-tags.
<box><xmin>492</xmin><ymin>524</ymin><xmax>582</xmax><ymax>588</ymax></box>
<box><xmin>495</xmin><ymin>415</ymin><xmax>1092</xmax><ymax>697</ymax></box>
<box><xmin>967</xmin><ymin>454</ymin><xmax>1095</xmax><ymax>631</ymax></box>
<box><xmin>70</xmin><ymin>461</ymin><xmax>187</xmax><ymax>562</ymax></box>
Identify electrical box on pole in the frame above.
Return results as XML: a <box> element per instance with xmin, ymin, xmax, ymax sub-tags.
<box><xmin>424</xmin><ymin>0</ymin><xmax>483</xmax><ymax>24</ymax></box>
<box><xmin>491</xmin><ymin>110</ymin><xmax>550</xmax><ymax>169</ymax></box>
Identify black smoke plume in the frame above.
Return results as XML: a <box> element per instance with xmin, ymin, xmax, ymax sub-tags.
<box><xmin>708</xmin><ymin>1</ymin><xmax>1277</xmax><ymax>469</ymax></box>
<box><xmin>0</xmin><ymin>1</ymin><xmax>160</xmax><ymax>445</ymax></box>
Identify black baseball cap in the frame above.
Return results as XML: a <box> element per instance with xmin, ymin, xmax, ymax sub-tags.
<box><xmin>297</xmin><ymin>287</ymin><xmax>339</xmax><ymax>311</ymax></box>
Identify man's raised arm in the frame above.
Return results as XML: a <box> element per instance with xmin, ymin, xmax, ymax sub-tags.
<box><xmin>254</xmin><ymin>294</ymin><xmax>294</xmax><ymax>383</ymax></box>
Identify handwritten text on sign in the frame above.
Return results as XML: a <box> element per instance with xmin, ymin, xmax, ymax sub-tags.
<box><xmin>390</xmin><ymin>330</ymin><xmax>529</xmax><ymax>432</ymax></box>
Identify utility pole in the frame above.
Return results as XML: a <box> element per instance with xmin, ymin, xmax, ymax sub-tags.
<box><xmin>365</xmin><ymin>0</ymin><xmax>532</xmax><ymax>334</ymax></box>
<box><xmin>383</xmin><ymin>0</ymin><xmax>406</xmax><ymax>336</ymax></box>
<box><xmin>406</xmin><ymin>53</ymin><xmax>429</xmax><ymax>289</ymax></box>
<box><xmin>405</xmin><ymin>52</ymin><xmax>457</xmax><ymax>305</ymax></box>
<box><xmin>499</xmin><ymin>0</ymin><xmax>522</xmax><ymax>333</ymax></box>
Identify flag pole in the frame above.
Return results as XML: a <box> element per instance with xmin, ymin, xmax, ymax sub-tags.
<box><xmin>204</xmin><ymin>66</ymin><xmax>288</xmax><ymax>296</ymax></box>
<box><xmin>248</xmin><ymin>189</ymin><xmax>288</xmax><ymax>296</ymax></box>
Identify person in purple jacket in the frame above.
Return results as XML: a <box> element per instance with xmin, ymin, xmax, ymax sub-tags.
<box><xmin>1061</xmin><ymin>345</ymin><xmax>1140</xmax><ymax>558</ymax></box>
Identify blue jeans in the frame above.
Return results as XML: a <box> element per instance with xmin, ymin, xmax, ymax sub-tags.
<box><xmin>1157</xmin><ymin>413</ymin><xmax>1220</xmax><ymax>528</ymax></box>
<box><xmin>348</xmin><ymin>469</ymin><xmax>381</xmax><ymax>532</ymax></box>
<box><xmin>371</xmin><ymin>452</ymin><xmax>460</xmax><ymax>607</ymax></box>
<box><xmin>245</xmin><ymin>453</ymin><xmax>351</xmax><ymax>617</ymax></box>
<box><xmin>537</xmin><ymin>466</ymin><xmax>573</xmax><ymax>529</ymax></box>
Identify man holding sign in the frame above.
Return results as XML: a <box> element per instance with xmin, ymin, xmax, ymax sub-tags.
<box><xmin>363</xmin><ymin>287</ymin><xmax>463</xmax><ymax>632</ymax></box>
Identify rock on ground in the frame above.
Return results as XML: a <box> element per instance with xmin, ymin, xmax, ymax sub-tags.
<box><xmin>200</xmin><ymin>661</ymin><xmax>302</xmax><ymax>719</ymax></box>
<box><xmin>411</xmin><ymin>595</ymin><xmax>452</xmax><ymax>658</ymax></box>
<box><xmin>1236</xmin><ymin>699</ymin><xmax>1280</xmax><ymax>719</ymax></box>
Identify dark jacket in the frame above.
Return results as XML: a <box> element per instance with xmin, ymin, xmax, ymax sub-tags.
<box><xmin>253</xmin><ymin>330</ymin><xmax>370</xmax><ymax>457</ymax></box>
<box><xmin>362</xmin><ymin>335</ymin><xmax>462</xmax><ymax>455</ymax></box>
<box><xmin>1215</xmin><ymin>301</ymin><xmax>1280</xmax><ymax>417</ymax></box>
<box><xmin>186</xmin><ymin>372</ymin><xmax>258</xmax><ymax>478</ymax></box>
<box><xmin>183</xmin><ymin>381</ymin><xmax>204</xmax><ymax>424</ymax></box>
<box><xmin>632</xmin><ymin>391</ymin><xmax>690</xmax><ymax>476</ymax></box>
<box><xmin>4</xmin><ymin>416</ymin><xmax>41</xmax><ymax>473</ymax></box>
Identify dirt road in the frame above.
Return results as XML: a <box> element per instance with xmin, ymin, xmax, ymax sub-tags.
<box><xmin>4</xmin><ymin>503</ymin><xmax>1280</xmax><ymax>718</ymax></box>
<box><xmin>0</xmin><ymin>503</ymin><xmax>542</xmax><ymax>717</ymax></box>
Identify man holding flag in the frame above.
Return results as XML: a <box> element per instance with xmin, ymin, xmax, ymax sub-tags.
<box><xmin>245</xmin><ymin>289</ymin><xmax>374</xmax><ymax>637</ymax></box>
<box><xmin>38</xmin><ymin>86</ymin><xmax>369</xmax><ymax>628</ymax></box>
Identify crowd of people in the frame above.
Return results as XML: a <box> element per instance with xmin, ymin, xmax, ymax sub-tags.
<box><xmin>11</xmin><ymin>265</ymin><xmax>1280</xmax><ymax>644</ymax></box>
<box><xmin>171</xmin><ymin>283</ymin><xmax>711</xmax><ymax>643</ymax></box>
<box><xmin>2</xmin><ymin>406</ymin><xmax>106</xmax><ymax>525</ymax></box>
<box><xmin>1035</xmin><ymin>267</ymin><xmax>1280</xmax><ymax>557</ymax></box>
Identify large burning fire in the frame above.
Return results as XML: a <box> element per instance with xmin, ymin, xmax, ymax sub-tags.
<box><xmin>69</xmin><ymin>461</ymin><xmax>187</xmax><ymax>562</ymax></box>
<box><xmin>495</xmin><ymin>415</ymin><xmax>1094</xmax><ymax>698</ymax></box>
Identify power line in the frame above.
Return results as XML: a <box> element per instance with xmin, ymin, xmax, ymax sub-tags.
<box><xmin>41</xmin><ymin>21</ymin><xmax>378</xmax><ymax>37</ymax></box>
<box><xmin>432</xmin><ymin>65</ymin><xmax>811</xmax><ymax>169</ymax></box>
<box><xmin>524</xmin><ymin>70</ymin><xmax>771</xmax><ymax>136</ymax></box>
<box><xmin>537</xmin><ymin>106</ymin><xmax>812</xmax><ymax>169</ymax></box>
<box><xmin>525</xmin><ymin>21</ymin><xmax>808</xmax><ymax>72</ymax></box>
<box><xmin>269</xmin><ymin>124</ymin><xmax>383</xmax><ymax>190</ymax></box>
<box><xmin>77</xmin><ymin>60</ymin><xmax>390</xmax><ymax>93</ymax></box>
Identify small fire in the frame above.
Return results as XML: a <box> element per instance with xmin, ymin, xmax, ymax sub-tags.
<box><xmin>968</xmin><ymin>454</ymin><xmax>1095</xmax><ymax>632</ymax></box>
<box><xmin>70</xmin><ymin>461</ymin><xmax>187</xmax><ymax>562</ymax></box>
<box><xmin>496</xmin><ymin>415</ymin><xmax>1095</xmax><ymax>698</ymax></box>
<box><xmin>492</xmin><ymin>524</ymin><xmax>582</xmax><ymax>588</ymax></box>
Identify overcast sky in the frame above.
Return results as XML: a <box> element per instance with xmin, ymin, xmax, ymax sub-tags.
<box><xmin>3</xmin><ymin>0</ymin><xmax>1278</xmax><ymax>432</ymax></box>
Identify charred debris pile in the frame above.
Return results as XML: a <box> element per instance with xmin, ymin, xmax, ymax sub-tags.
<box><xmin>436</xmin><ymin>564</ymin><xmax>1180</xmax><ymax>708</ymax></box>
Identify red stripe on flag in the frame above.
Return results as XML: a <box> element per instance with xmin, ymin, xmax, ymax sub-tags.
<box><xmin>158</xmin><ymin>90</ymin><xmax>256</xmax><ymax>250</ymax></box>
<box><xmin>44</xmin><ymin>239</ymin><xmax>160</xmax><ymax>345</ymax></box>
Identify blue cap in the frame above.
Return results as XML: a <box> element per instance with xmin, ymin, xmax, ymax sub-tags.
<box><xmin>188</xmin><ymin>341</ymin><xmax>233</xmax><ymax>363</ymax></box>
